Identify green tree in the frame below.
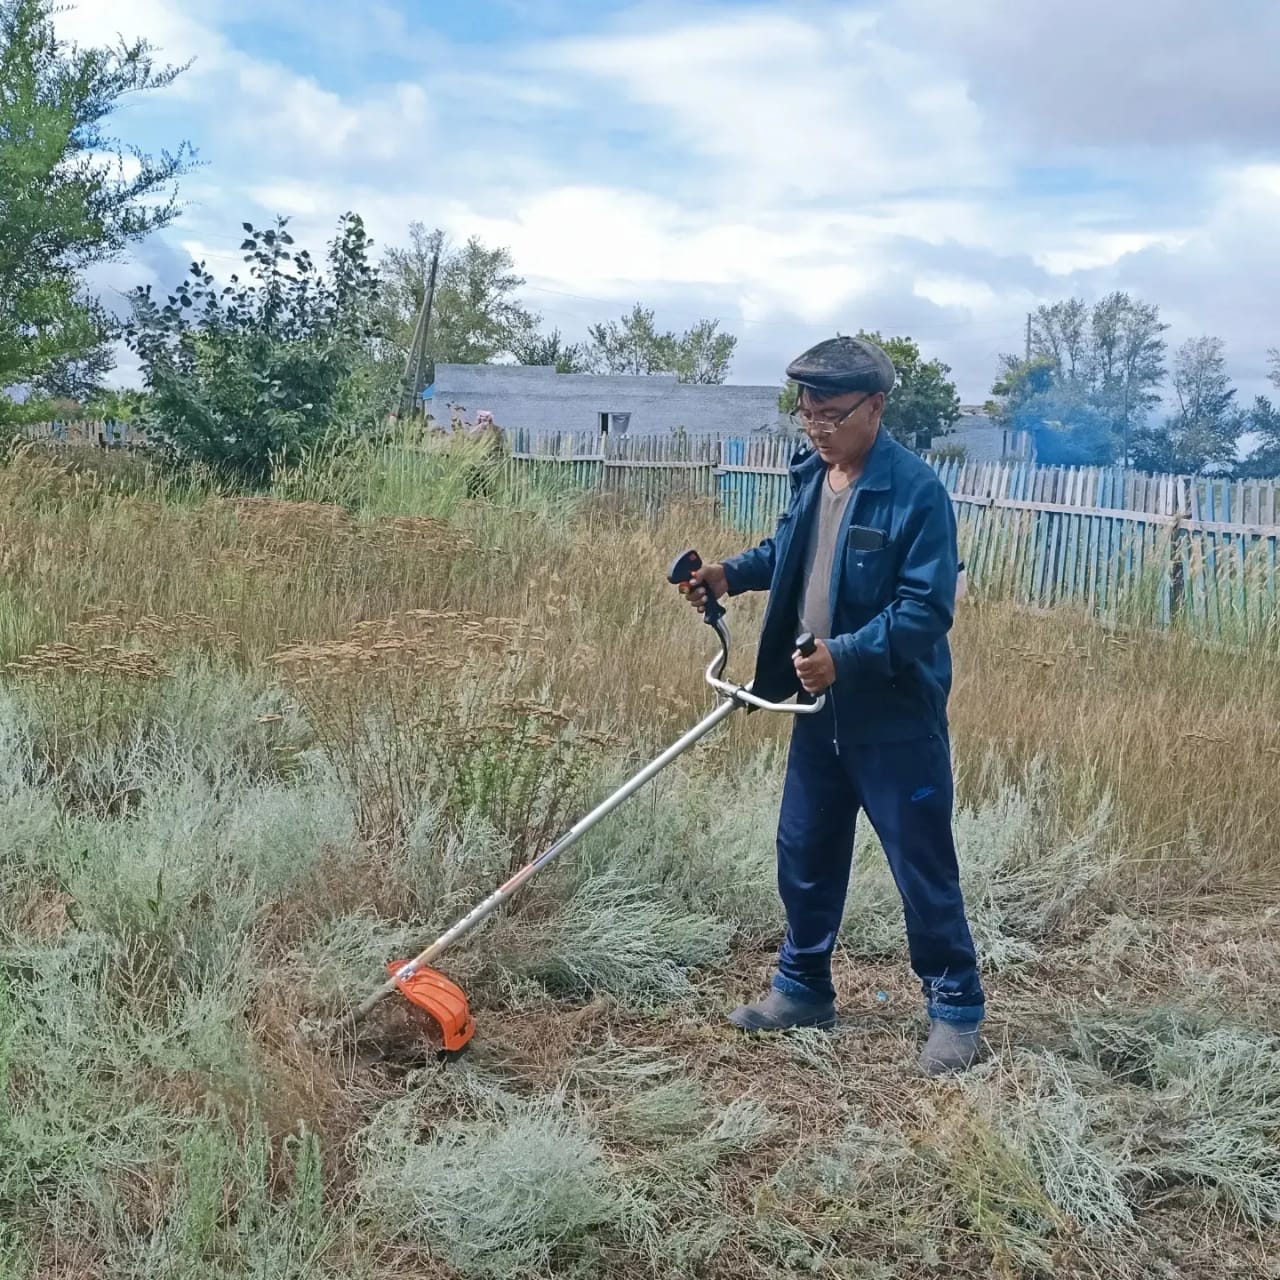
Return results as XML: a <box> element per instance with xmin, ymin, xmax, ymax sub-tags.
<box><xmin>1247</xmin><ymin>352</ymin><xmax>1280</xmax><ymax>476</ymax></box>
<box><xmin>586</xmin><ymin>304</ymin><xmax>737</xmax><ymax>383</ymax></box>
<box><xmin>84</xmin><ymin>386</ymin><xmax>148</xmax><ymax>422</ymax></box>
<box><xmin>1237</xmin><ymin>395</ymin><xmax>1280</xmax><ymax>478</ymax></box>
<box><xmin>1021</xmin><ymin>292</ymin><xmax>1167</xmax><ymax>465</ymax></box>
<box><xmin>855</xmin><ymin>330</ymin><xmax>960</xmax><ymax>447</ymax></box>
<box><xmin>586</xmin><ymin>304</ymin><xmax>676</xmax><ymax>376</ymax></box>
<box><xmin>433</xmin><ymin>236</ymin><xmax>540</xmax><ymax>366</ymax></box>
<box><xmin>376</xmin><ymin>222</ymin><xmax>540</xmax><ymax>386</ymax></box>
<box><xmin>992</xmin><ymin>293</ymin><xmax>1167</xmax><ymax>466</ymax></box>
<box><xmin>1223</xmin><ymin>353</ymin><xmax>1274</xmax><ymax>478</ymax></box>
<box><xmin>986</xmin><ymin>352</ymin><xmax>1057</xmax><ymax>428</ymax></box>
<box><xmin>1030</xmin><ymin>298</ymin><xmax>1091</xmax><ymax>382</ymax></box>
<box><xmin>987</xmin><ymin>353</ymin><xmax>1117</xmax><ymax>465</ymax></box>
<box><xmin>1131</xmin><ymin>336</ymin><xmax>1240</xmax><ymax>474</ymax></box>
<box><xmin>672</xmin><ymin>318</ymin><xmax>736</xmax><ymax>384</ymax></box>
<box><xmin>509</xmin><ymin>327</ymin><xmax>590</xmax><ymax>373</ymax></box>
<box><xmin>375</xmin><ymin>220</ymin><xmax>439</xmax><ymax>355</ymax></box>
<box><xmin>124</xmin><ymin>214</ymin><xmax>389</xmax><ymax>484</ymax></box>
<box><xmin>0</xmin><ymin>0</ymin><xmax>192</xmax><ymax>422</ymax></box>
<box><xmin>1088</xmin><ymin>292</ymin><xmax>1169</xmax><ymax>464</ymax></box>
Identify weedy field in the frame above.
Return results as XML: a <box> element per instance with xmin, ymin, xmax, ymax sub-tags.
<box><xmin>1</xmin><ymin>437</ymin><xmax>1278</xmax><ymax>1279</ymax></box>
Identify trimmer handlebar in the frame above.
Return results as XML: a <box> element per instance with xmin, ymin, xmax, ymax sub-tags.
<box><xmin>703</xmin><ymin>655</ymin><xmax>826</xmax><ymax>715</ymax></box>
<box><xmin>670</xmin><ymin>547</ymin><xmax>825</xmax><ymax>715</ymax></box>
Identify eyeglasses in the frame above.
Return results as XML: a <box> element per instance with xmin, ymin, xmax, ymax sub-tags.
<box><xmin>788</xmin><ymin>392</ymin><xmax>874</xmax><ymax>438</ymax></box>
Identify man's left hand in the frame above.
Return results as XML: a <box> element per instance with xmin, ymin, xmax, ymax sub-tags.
<box><xmin>793</xmin><ymin>640</ymin><xmax>836</xmax><ymax>694</ymax></box>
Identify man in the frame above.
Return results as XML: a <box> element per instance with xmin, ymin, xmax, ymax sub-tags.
<box><xmin>681</xmin><ymin>335</ymin><xmax>985</xmax><ymax>1075</ymax></box>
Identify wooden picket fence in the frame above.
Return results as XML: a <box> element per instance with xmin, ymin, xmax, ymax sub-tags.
<box><xmin>15</xmin><ymin>418</ymin><xmax>1278</xmax><ymax>639</ymax></box>
<box><xmin>936</xmin><ymin>456</ymin><xmax>1279</xmax><ymax>636</ymax></box>
<box><xmin>502</xmin><ymin>429</ymin><xmax>1280</xmax><ymax>641</ymax></box>
<box><xmin>501</xmin><ymin>428</ymin><xmax>797</xmax><ymax>527</ymax></box>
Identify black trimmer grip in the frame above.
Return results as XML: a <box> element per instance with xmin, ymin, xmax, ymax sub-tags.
<box><xmin>668</xmin><ymin>548</ymin><xmax>726</xmax><ymax>625</ymax></box>
<box><xmin>795</xmin><ymin>632</ymin><xmax>817</xmax><ymax>657</ymax></box>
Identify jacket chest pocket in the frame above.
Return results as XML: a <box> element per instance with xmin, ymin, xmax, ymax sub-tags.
<box><xmin>843</xmin><ymin>543</ymin><xmax>894</xmax><ymax>610</ymax></box>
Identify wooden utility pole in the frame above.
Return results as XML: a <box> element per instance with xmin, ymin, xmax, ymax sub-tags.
<box><xmin>398</xmin><ymin>296</ymin><xmax>426</xmax><ymax>417</ymax></box>
<box><xmin>399</xmin><ymin>244</ymin><xmax>441</xmax><ymax>416</ymax></box>
<box><xmin>1025</xmin><ymin>312</ymin><xmax>1032</xmax><ymax>362</ymax></box>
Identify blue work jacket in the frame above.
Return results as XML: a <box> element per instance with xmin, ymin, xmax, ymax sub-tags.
<box><xmin>720</xmin><ymin>427</ymin><xmax>958</xmax><ymax>746</ymax></box>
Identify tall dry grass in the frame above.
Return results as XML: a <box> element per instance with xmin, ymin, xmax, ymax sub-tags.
<box><xmin>2</xmin><ymin>439</ymin><xmax>1276</xmax><ymax>878</ymax></box>
<box><xmin>951</xmin><ymin>601</ymin><xmax>1280</xmax><ymax>881</ymax></box>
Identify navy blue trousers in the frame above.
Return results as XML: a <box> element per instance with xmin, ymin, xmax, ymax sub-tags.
<box><xmin>771</xmin><ymin>714</ymin><xmax>986</xmax><ymax>1023</ymax></box>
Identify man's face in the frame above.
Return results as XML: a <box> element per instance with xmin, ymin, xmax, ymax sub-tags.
<box><xmin>797</xmin><ymin>387</ymin><xmax>885</xmax><ymax>466</ymax></box>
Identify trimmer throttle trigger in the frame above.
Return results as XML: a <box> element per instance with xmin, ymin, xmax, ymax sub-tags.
<box><xmin>668</xmin><ymin>548</ymin><xmax>726</xmax><ymax>625</ymax></box>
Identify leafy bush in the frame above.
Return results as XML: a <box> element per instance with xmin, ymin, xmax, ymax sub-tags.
<box><xmin>124</xmin><ymin>215</ymin><xmax>395</xmax><ymax>484</ymax></box>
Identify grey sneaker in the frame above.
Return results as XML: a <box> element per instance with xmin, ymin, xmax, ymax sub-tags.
<box><xmin>728</xmin><ymin>988</ymin><xmax>836</xmax><ymax>1032</ymax></box>
<box><xmin>920</xmin><ymin>1019</ymin><xmax>982</xmax><ymax>1075</ymax></box>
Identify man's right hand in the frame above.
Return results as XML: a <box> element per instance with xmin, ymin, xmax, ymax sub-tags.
<box><xmin>679</xmin><ymin>563</ymin><xmax>728</xmax><ymax>612</ymax></box>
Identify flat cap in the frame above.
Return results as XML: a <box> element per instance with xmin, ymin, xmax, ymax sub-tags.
<box><xmin>786</xmin><ymin>335</ymin><xmax>896</xmax><ymax>396</ymax></box>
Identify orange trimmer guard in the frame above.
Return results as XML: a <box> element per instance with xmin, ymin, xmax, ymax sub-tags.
<box><xmin>386</xmin><ymin>961</ymin><xmax>477</xmax><ymax>1051</ymax></box>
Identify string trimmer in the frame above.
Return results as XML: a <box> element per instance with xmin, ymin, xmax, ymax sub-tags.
<box><xmin>321</xmin><ymin>549</ymin><xmax>825</xmax><ymax>1051</ymax></box>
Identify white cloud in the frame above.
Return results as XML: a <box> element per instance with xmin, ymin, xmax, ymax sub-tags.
<box><xmin>1219</xmin><ymin>163</ymin><xmax>1280</xmax><ymax>213</ymax></box>
<box><xmin>1097</xmin><ymin>162</ymin><xmax>1280</xmax><ymax>388</ymax></box>
<box><xmin>901</xmin><ymin>0</ymin><xmax>1280</xmax><ymax>149</ymax></box>
<box><xmin>58</xmin><ymin>0</ymin><xmax>432</xmax><ymax>175</ymax></box>
<box><xmin>228</xmin><ymin>65</ymin><xmax>431</xmax><ymax>167</ymax></box>
<box><xmin>536</xmin><ymin>10</ymin><xmax>996</xmax><ymax>203</ymax></box>
<box><xmin>1034</xmin><ymin>232</ymin><xmax>1193</xmax><ymax>276</ymax></box>
<box><xmin>50</xmin><ymin>0</ymin><xmax>1280</xmax><ymax>407</ymax></box>
<box><xmin>913</xmin><ymin>274</ymin><xmax>1000</xmax><ymax>312</ymax></box>
<box><xmin>246</xmin><ymin>182</ymin><xmax>326</xmax><ymax>218</ymax></box>
<box><xmin>460</xmin><ymin>185</ymin><xmax>950</xmax><ymax>332</ymax></box>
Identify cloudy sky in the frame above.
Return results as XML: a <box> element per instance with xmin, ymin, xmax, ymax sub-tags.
<box><xmin>61</xmin><ymin>0</ymin><xmax>1280</xmax><ymax>405</ymax></box>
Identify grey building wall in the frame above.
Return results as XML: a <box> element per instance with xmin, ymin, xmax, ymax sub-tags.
<box><xmin>427</xmin><ymin>364</ymin><xmax>784</xmax><ymax>436</ymax></box>
<box><xmin>931</xmin><ymin>410</ymin><xmax>1035</xmax><ymax>462</ymax></box>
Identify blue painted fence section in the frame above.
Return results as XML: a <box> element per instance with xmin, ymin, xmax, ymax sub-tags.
<box><xmin>23</xmin><ymin>419</ymin><xmax>145</xmax><ymax>448</ymax></box>
<box><xmin>503</xmin><ymin>430</ymin><xmax>1280</xmax><ymax>639</ymax></box>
